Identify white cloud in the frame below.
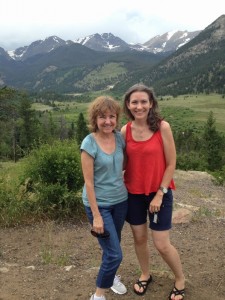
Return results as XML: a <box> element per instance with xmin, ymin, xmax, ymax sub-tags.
<box><xmin>0</xmin><ymin>0</ymin><xmax>224</xmax><ymax>50</ymax></box>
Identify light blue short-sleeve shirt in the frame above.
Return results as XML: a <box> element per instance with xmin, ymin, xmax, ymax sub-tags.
<box><xmin>80</xmin><ymin>131</ymin><xmax>128</xmax><ymax>207</ymax></box>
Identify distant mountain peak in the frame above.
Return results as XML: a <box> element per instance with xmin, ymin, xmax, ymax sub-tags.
<box><xmin>73</xmin><ymin>32</ymin><xmax>130</xmax><ymax>52</ymax></box>
<box><xmin>5</xmin><ymin>29</ymin><xmax>202</xmax><ymax>61</ymax></box>
<box><xmin>8</xmin><ymin>35</ymin><xmax>69</xmax><ymax>61</ymax></box>
<box><xmin>143</xmin><ymin>30</ymin><xmax>201</xmax><ymax>53</ymax></box>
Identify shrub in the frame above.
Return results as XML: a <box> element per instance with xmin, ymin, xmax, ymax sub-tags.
<box><xmin>211</xmin><ymin>165</ymin><xmax>225</xmax><ymax>186</ymax></box>
<box><xmin>176</xmin><ymin>151</ymin><xmax>207</xmax><ymax>171</ymax></box>
<box><xmin>20</xmin><ymin>139</ymin><xmax>84</xmax><ymax>219</ymax></box>
<box><xmin>0</xmin><ymin>162</ymin><xmax>29</xmax><ymax>226</ymax></box>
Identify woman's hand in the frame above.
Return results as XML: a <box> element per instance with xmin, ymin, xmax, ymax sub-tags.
<box><xmin>149</xmin><ymin>192</ymin><xmax>163</xmax><ymax>213</ymax></box>
<box><xmin>92</xmin><ymin>214</ymin><xmax>104</xmax><ymax>234</ymax></box>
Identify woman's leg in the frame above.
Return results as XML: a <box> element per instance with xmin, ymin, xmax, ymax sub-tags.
<box><xmin>130</xmin><ymin>223</ymin><xmax>151</xmax><ymax>293</ymax></box>
<box><xmin>85</xmin><ymin>206</ymin><xmax>122</xmax><ymax>298</ymax></box>
<box><xmin>112</xmin><ymin>200</ymin><xmax>128</xmax><ymax>242</ymax></box>
<box><xmin>94</xmin><ymin>287</ymin><xmax>106</xmax><ymax>298</ymax></box>
<box><xmin>97</xmin><ymin>201</ymin><xmax>128</xmax><ymax>287</ymax></box>
<box><xmin>151</xmin><ymin>230</ymin><xmax>185</xmax><ymax>299</ymax></box>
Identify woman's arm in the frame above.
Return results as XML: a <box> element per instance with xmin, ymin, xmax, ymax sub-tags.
<box><xmin>120</xmin><ymin>124</ymin><xmax>127</xmax><ymax>140</ymax></box>
<box><xmin>149</xmin><ymin>120</ymin><xmax>176</xmax><ymax>212</ymax></box>
<box><xmin>159</xmin><ymin>120</ymin><xmax>176</xmax><ymax>189</ymax></box>
<box><xmin>81</xmin><ymin>150</ymin><xmax>104</xmax><ymax>233</ymax></box>
<box><xmin>121</xmin><ymin>124</ymin><xmax>127</xmax><ymax>170</ymax></box>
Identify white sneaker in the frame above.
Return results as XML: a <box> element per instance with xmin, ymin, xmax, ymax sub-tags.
<box><xmin>90</xmin><ymin>294</ymin><xmax>106</xmax><ymax>300</ymax></box>
<box><xmin>110</xmin><ymin>275</ymin><xmax>127</xmax><ymax>294</ymax></box>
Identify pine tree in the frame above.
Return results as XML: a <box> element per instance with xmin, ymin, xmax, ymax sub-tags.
<box><xmin>203</xmin><ymin>111</ymin><xmax>223</xmax><ymax>171</ymax></box>
<box><xmin>76</xmin><ymin>113</ymin><xmax>89</xmax><ymax>145</ymax></box>
<box><xmin>18</xmin><ymin>96</ymin><xmax>39</xmax><ymax>152</ymax></box>
<box><xmin>68</xmin><ymin>121</ymin><xmax>75</xmax><ymax>139</ymax></box>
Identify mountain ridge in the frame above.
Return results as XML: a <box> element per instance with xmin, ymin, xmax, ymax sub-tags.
<box><xmin>3</xmin><ymin>30</ymin><xmax>201</xmax><ymax>61</ymax></box>
<box><xmin>0</xmin><ymin>14</ymin><xmax>224</xmax><ymax>95</ymax></box>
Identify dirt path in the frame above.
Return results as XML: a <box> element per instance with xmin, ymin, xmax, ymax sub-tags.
<box><xmin>1</xmin><ymin>170</ymin><xmax>225</xmax><ymax>300</ymax></box>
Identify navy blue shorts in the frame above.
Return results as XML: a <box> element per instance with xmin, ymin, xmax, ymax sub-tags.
<box><xmin>126</xmin><ymin>190</ymin><xmax>173</xmax><ymax>231</ymax></box>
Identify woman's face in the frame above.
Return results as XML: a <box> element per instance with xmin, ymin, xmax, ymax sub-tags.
<box><xmin>96</xmin><ymin>109</ymin><xmax>117</xmax><ymax>133</ymax></box>
<box><xmin>127</xmin><ymin>91</ymin><xmax>152</xmax><ymax>120</ymax></box>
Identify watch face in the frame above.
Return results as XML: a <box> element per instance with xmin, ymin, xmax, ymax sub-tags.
<box><xmin>160</xmin><ymin>187</ymin><xmax>168</xmax><ymax>193</ymax></box>
<box><xmin>163</xmin><ymin>187</ymin><xmax>168</xmax><ymax>193</ymax></box>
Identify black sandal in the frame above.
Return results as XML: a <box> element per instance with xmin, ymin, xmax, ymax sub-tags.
<box><xmin>168</xmin><ymin>286</ymin><xmax>185</xmax><ymax>299</ymax></box>
<box><xmin>133</xmin><ymin>275</ymin><xmax>153</xmax><ymax>296</ymax></box>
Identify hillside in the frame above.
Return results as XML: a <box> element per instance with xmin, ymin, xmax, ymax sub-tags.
<box><xmin>1</xmin><ymin>170</ymin><xmax>225</xmax><ymax>300</ymax></box>
<box><xmin>1</xmin><ymin>15</ymin><xmax>225</xmax><ymax>95</ymax></box>
<box><xmin>114</xmin><ymin>15</ymin><xmax>225</xmax><ymax>96</ymax></box>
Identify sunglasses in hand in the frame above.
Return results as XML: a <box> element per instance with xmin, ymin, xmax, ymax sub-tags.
<box><xmin>91</xmin><ymin>229</ymin><xmax>110</xmax><ymax>239</ymax></box>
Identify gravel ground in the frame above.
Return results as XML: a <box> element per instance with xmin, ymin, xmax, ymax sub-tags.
<box><xmin>1</xmin><ymin>170</ymin><xmax>225</xmax><ymax>300</ymax></box>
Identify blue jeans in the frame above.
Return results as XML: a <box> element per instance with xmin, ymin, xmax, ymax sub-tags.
<box><xmin>85</xmin><ymin>200</ymin><xmax>128</xmax><ymax>289</ymax></box>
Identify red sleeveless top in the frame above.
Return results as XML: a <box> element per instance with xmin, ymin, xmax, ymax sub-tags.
<box><xmin>124</xmin><ymin>122</ymin><xmax>175</xmax><ymax>195</ymax></box>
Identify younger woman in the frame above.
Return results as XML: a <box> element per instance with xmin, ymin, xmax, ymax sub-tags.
<box><xmin>121</xmin><ymin>84</ymin><xmax>185</xmax><ymax>300</ymax></box>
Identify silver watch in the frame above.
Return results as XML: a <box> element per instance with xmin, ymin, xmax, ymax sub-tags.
<box><xmin>159</xmin><ymin>186</ymin><xmax>168</xmax><ymax>194</ymax></box>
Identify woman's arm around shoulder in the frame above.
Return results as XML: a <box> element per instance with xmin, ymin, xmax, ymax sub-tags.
<box><xmin>120</xmin><ymin>124</ymin><xmax>127</xmax><ymax>141</ymax></box>
<box><xmin>120</xmin><ymin>124</ymin><xmax>127</xmax><ymax>170</ymax></box>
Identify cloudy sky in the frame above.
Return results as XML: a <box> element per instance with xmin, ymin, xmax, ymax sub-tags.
<box><xmin>0</xmin><ymin>0</ymin><xmax>224</xmax><ymax>50</ymax></box>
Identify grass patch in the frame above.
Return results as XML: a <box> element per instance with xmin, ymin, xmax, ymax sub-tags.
<box><xmin>32</xmin><ymin>103</ymin><xmax>54</xmax><ymax>111</ymax></box>
<box><xmin>40</xmin><ymin>243</ymin><xmax>70</xmax><ymax>266</ymax></box>
<box><xmin>34</xmin><ymin>93</ymin><xmax>225</xmax><ymax>133</ymax></box>
<box><xmin>192</xmin><ymin>206</ymin><xmax>224</xmax><ymax>221</ymax></box>
<box><xmin>40</xmin><ymin>221</ymin><xmax>70</xmax><ymax>266</ymax></box>
<box><xmin>159</xmin><ymin>94</ymin><xmax>225</xmax><ymax>132</ymax></box>
<box><xmin>74</xmin><ymin>62</ymin><xmax>127</xmax><ymax>90</ymax></box>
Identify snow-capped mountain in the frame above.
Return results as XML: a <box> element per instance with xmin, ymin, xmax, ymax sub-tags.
<box><xmin>74</xmin><ymin>32</ymin><xmax>130</xmax><ymax>52</ymax></box>
<box><xmin>8</xmin><ymin>36</ymin><xmax>73</xmax><ymax>61</ymax></box>
<box><xmin>143</xmin><ymin>30</ymin><xmax>201</xmax><ymax>53</ymax></box>
<box><xmin>0</xmin><ymin>47</ymin><xmax>11</xmax><ymax>60</ymax></box>
<box><xmin>1</xmin><ymin>14</ymin><xmax>224</xmax><ymax>95</ymax></box>
<box><xmin>74</xmin><ymin>31</ymin><xmax>201</xmax><ymax>53</ymax></box>
<box><xmin>4</xmin><ymin>31</ymin><xmax>201</xmax><ymax>61</ymax></box>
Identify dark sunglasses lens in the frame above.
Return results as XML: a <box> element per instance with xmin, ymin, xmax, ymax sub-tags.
<box><xmin>91</xmin><ymin>230</ymin><xmax>110</xmax><ymax>239</ymax></box>
<box><xmin>91</xmin><ymin>230</ymin><xmax>98</xmax><ymax>237</ymax></box>
<box><xmin>100</xmin><ymin>231</ymin><xmax>110</xmax><ymax>239</ymax></box>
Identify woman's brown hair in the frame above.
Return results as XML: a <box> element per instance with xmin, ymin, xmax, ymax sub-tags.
<box><xmin>123</xmin><ymin>83</ymin><xmax>163</xmax><ymax>132</ymax></box>
<box><xmin>88</xmin><ymin>96</ymin><xmax>121</xmax><ymax>132</ymax></box>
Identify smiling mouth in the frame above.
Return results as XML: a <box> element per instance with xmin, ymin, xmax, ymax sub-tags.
<box><xmin>135</xmin><ymin>111</ymin><xmax>145</xmax><ymax>115</ymax></box>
